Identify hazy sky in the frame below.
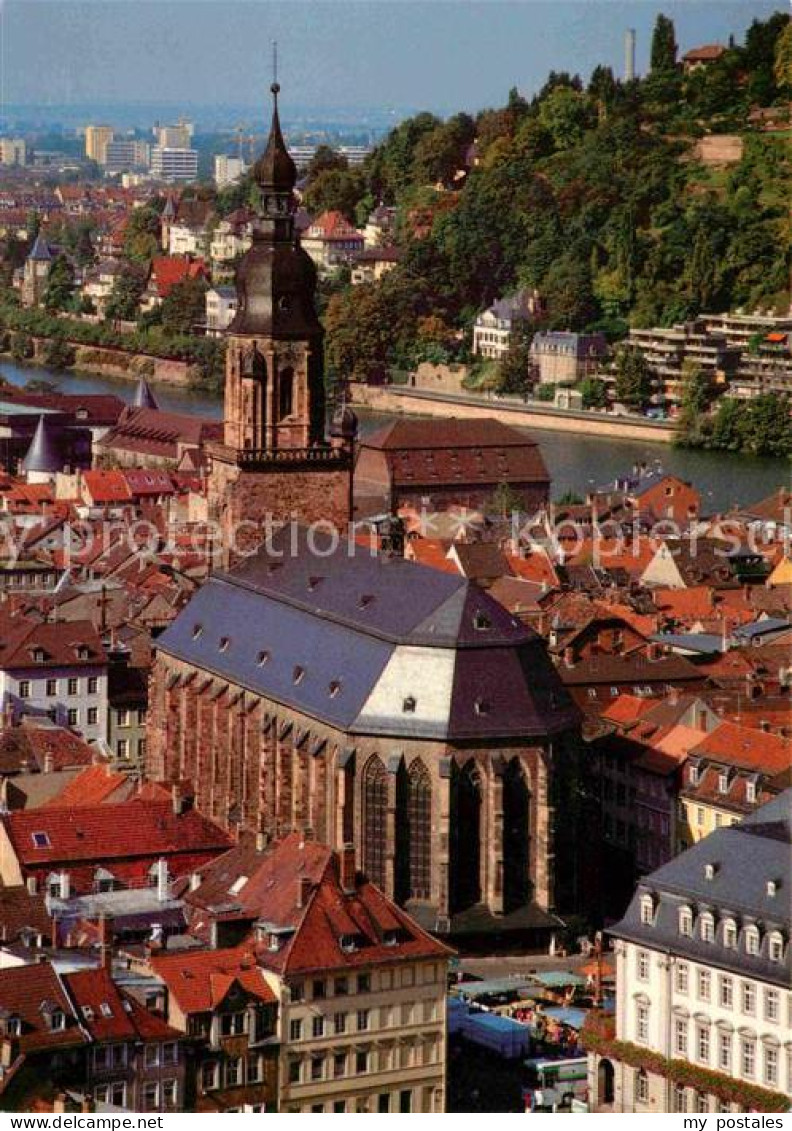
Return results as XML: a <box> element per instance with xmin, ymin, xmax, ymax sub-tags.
<box><xmin>1</xmin><ymin>0</ymin><xmax>783</xmax><ymax>112</ymax></box>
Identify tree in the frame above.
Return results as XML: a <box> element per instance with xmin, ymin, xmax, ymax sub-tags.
<box><xmin>580</xmin><ymin>376</ymin><xmax>608</xmax><ymax>409</ymax></box>
<box><xmin>686</xmin><ymin>225</ymin><xmax>717</xmax><ymax>312</ymax></box>
<box><xmin>306</xmin><ymin>145</ymin><xmax>348</xmax><ymax>179</ymax></box>
<box><xmin>650</xmin><ymin>14</ymin><xmax>678</xmax><ymax>73</ymax></box>
<box><xmin>490</xmin><ymin>481</ymin><xmax>525</xmax><ymax>518</ymax></box>
<box><xmin>677</xmin><ymin>361</ymin><xmax>714</xmax><ymax>444</ymax></box>
<box><xmin>105</xmin><ymin>262</ymin><xmax>147</xmax><ymax>322</ymax></box>
<box><xmin>159</xmin><ymin>277</ymin><xmax>208</xmax><ymax>335</ymax></box>
<box><xmin>496</xmin><ymin>330</ymin><xmax>535</xmax><ymax>395</ymax></box>
<box><xmin>302</xmin><ymin>168</ymin><xmax>365</xmax><ymax>223</ymax></box>
<box><xmin>42</xmin><ymin>254</ymin><xmax>75</xmax><ymax>313</ymax></box>
<box><xmin>740</xmin><ymin>392</ymin><xmax>792</xmax><ymax>457</ymax></box>
<box><xmin>123</xmin><ymin>206</ymin><xmax>161</xmax><ymax>262</ymax></box>
<box><xmin>614</xmin><ymin>345</ymin><xmax>652</xmax><ymax>408</ymax></box>
<box><xmin>774</xmin><ymin>18</ymin><xmax>792</xmax><ymax>94</ymax></box>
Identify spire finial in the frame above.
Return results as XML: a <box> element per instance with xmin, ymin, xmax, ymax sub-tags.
<box><xmin>271</xmin><ymin>40</ymin><xmax>279</xmax><ymax>96</ymax></box>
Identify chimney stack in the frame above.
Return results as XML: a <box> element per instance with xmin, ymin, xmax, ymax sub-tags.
<box><xmin>98</xmin><ymin>913</ymin><xmax>112</xmax><ymax>972</ymax></box>
<box><xmin>340</xmin><ymin>843</ymin><xmax>356</xmax><ymax>893</ymax></box>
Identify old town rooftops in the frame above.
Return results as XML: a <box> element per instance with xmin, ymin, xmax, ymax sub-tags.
<box><xmin>155</xmin><ymin>526</ymin><xmax>580</xmax><ymax>740</ymax></box>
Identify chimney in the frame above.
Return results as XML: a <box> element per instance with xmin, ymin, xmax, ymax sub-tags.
<box><xmin>98</xmin><ymin>913</ymin><xmax>112</xmax><ymax>972</ymax></box>
<box><xmin>189</xmin><ymin>871</ymin><xmax>201</xmax><ymax>892</ymax></box>
<box><xmin>340</xmin><ymin>843</ymin><xmax>356</xmax><ymax>893</ymax></box>
<box><xmin>155</xmin><ymin>858</ymin><xmax>169</xmax><ymax>902</ymax></box>
<box><xmin>43</xmin><ymin>751</ymin><xmax>54</xmax><ymax>774</ymax></box>
<box><xmin>255</xmin><ymin>831</ymin><xmax>267</xmax><ymax>852</ymax></box>
<box><xmin>171</xmin><ymin>782</ymin><xmax>183</xmax><ymax>816</ymax></box>
<box><xmin>297</xmin><ymin>876</ymin><xmax>312</xmax><ymax>908</ymax></box>
<box><xmin>60</xmin><ymin>870</ymin><xmax>70</xmax><ymax>900</ymax></box>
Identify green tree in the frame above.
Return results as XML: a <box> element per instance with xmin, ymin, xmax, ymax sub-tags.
<box><xmin>774</xmin><ymin>18</ymin><xmax>792</xmax><ymax>93</ymax></box>
<box><xmin>579</xmin><ymin>376</ymin><xmax>608</xmax><ymax>409</ymax></box>
<box><xmin>490</xmin><ymin>481</ymin><xmax>525</xmax><ymax>517</ymax></box>
<box><xmin>686</xmin><ymin>225</ymin><xmax>717</xmax><ymax>312</ymax></box>
<box><xmin>159</xmin><ymin>277</ymin><xmax>208</xmax><ymax>335</ymax></box>
<box><xmin>614</xmin><ymin>345</ymin><xmax>652</xmax><ymax>409</ymax></box>
<box><xmin>302</xmin><ymin>168</ymin><xmax>365</xmax><ymax>223</ymax></box>
<box><xmin>123</xmin><ymin>206</ymin><xmax>161</xmax><ymax>262</ymax></box>
<box><xmin>105</xmin><ymin>262</ymin><xmax>147</xmax><ymax>322</ymax></box>
<box><xmin>306</xmin><ymin>145</ymin><xmax>348</xmax><ymax>179</ymax></box>
<box><xmin>42</xmin><ymin>254</ymin><xmax>75</xmax><ymax>313</ymax></box>
<box><xmin>650</xmin><ymin>14</ymin><xmax>678</xmax><ymax>73</ymax></box>
<box><xmin>496</xmin><ymin>330</ymin><xmax>535</xmax><ymax>395</ymax></box>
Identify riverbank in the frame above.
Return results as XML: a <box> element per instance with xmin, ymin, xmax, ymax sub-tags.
<box><xmin>351</xmin><ymin>384</ymin><xmax>679</xmax><ymax>443</ymax></box>
<box><xmin>1</xmin><ymin>336</ymin><xmax>199</xmax><ymax>387</ymax></box>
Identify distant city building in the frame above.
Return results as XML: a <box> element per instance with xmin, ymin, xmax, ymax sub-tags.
<box><xmin>473</xmin><ymin>289</ymin><xmax>544</xmax><ymax>360</ymax></box>
<box><xmin>153</xmin><ymin>122</ymin><xmax>193</xmax><ymax>149</ymax></box>
<box><xmin>214</xmin><ymin>154</ymin><xmax>247</xmax><ymax>187</ymax></box>
<box><xmin>84</xmin><ymin>125</ymin><xmax>114</xmax><ymax>165</ymax></box>
<box><xmin>531</xmin><ymin>330</ymin><xmax>608</xmax><ymax>385</ymax></box>
<box><xmin>0</xmin><ymin>138</ymin><xmax>27</xmax><ymax>166</ymax></box>
<box><xmin>587</xmin><ymin>791</ymin><xmax>792</xmax><ymax>1112</ymax></box>
<box><xmin>104</xmin><ymin>139</ymin><xmax>150</xmax><ymax>173</ymax></box>
<box><xmin>151</xmin><ymin>146</ymin><xmax>198</xmax><ymax>183</ymax></box>
<box><xmin>288</xmin><ymin>143</ymin><xmax>371</xmax><ymax>168</ymax></box>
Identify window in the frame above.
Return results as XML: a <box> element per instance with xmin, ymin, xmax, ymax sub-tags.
<box><xmin>746</xmin><ymin>780</ymin><xmax>756</xmax><ymax>804</ymax></box>
<box><xmin>225</xmin><ymin>1057</ymin><xmax>242</xmax><ymax>1087</ymax></box>
<box><xmin>356</xmin><ymin>1051</ymin><xmax>368</xmax><ymax>1074</ymax></box>
<box><xmin>162</xmin><ymin>1080</ymin><xmax>177</xmax><ymax>1109</ymax></box>
<box><xmin>745</xmin><ymin>926</ymin><xmax>760</xmax><ymax>956</ymax></box>
<box><xmin>334</xmin><ymin>1012</ymin><xmax>347</xmax><ymax>1034</ymax></box>
<box><xmin>357</xmin><ymin>1009</ymin><xmax>370</xmax><ymax>1031</ymax></box>
<box><xmin>696</xmin><ymin>1093</ymin><xmax>709</xmax><ymax>1114</ymax></box>
<box><xmin>697</xmin><ymin>970</ymin><xmax>711</xmax><ymax>1002</ymax></box>
<box><xmin>46</xmin><ymin>678</ymin><xmax>57</xmax><ymax>696</ymax></box>
<box><xmin>675</xmin><ymin>962</ymin><xmax>689</xmax><ymax>994</ymax></box>
<box><xmin>700</xmin><ymin>913</ymin><xmax>715</xmax><ymax>943</ymax></box>
<box><xmin>333</xmin><ymin>1053</ymin><xmax>346</xmax><ymax>1078</ymax></box>
<box><xmin>768</xmin><ymin>933</ymin><xmax>784</xmax><ymax>963</ymax></box>
<box><xmin>720</xmin><ymin>976</ymin><xmax>733</xmax><ymax>1008</ymax></box>
<box><xmin>220</xmin><ymin>1012</ymin><xmax>245</xmax><ymax>1037</ymax></box>
<box><xmin>67</xmin><ymin>708</ymin><xmax>79</xmax><ymax>727</ymax></box>
<box><xmin>640</xmin><ymin>895</ymin><xmax>654</xmax><ymax>925</ymax></box>
<box><xmin>718</xmin><ymin>772</ymin><xmax>729</xmax><ymax>794</ymax></box>
<box><xmin>88</xmin><ymin>676</ymin><xmax>98</xmax><ymax>694</ymax></box>
<box><xmin>291</xmin><ymin>982</ymin><xmax>304</xmax><ymax>1002</ymax></box>
<box><xmin>201</xmin><ymin>1061</ymin><xmax>219</xmax><ymax>1091</ymax></box>
<box><xmin>67</xmin><ymin>678</ymin><xmax>78</xmax><ymax>696</ymax></box>
<box><xmin>764</xmin><ymin>988</ymin><xmax>779</xmax><ymax>1022</ymax></box>
<box><xmin>742</xmin><ymin>982</ymin><xmax>756</xmax><ymax>1015</ymax></box>
<box><xmin>674</xmin><ymin>1018</ymin><xmax>688</xmax><ymax>1056</ymax></box>
<box><xmin>162</xmin><ymin>1042</ymin><xmax>177</xmax><ymax>1066</ymax></box>
<box><xmin>764</xmin><ymin>1045</ymin><xmax>778</xmax><ymax>1087</ymax></box>
<box><xmin>719</xmin><ymin>1031</ymin><xmax>732</xmax><ymax>1072</ymax></box>
<box><xmin>399</xmin><ymin>1090</ymin><xmax>412</xmax><ymax>1114</ymax></box>
<box><xmin>312</xmin><ymin>979</ymin><xmax>326</xmax><ymax>1000</ymax></box>
<box><xmin>247</xmin><ymin>1055</ymin><xmax>262</xmax><ymax>1083</ymax></box>
<box><xmin>312</xmin><ymin>1015</ymin><xmax>324</xmax><ymax>1039</ymax></box>
<box><xmin>636</xmin><ymin>1001</ymin><xmax>649</xmax><ymax>1043</ymax></box>
<box><xmin>310</xmin><ymin>1055</ymin><xmax>324</xmax><ymax>1081</ymax></box>
<box><xmin>636</xmin><ymin>950</ymin><xmax>650</xmax><ymax>981</ymax></box>
<box><xmin>723</xmin><ymin>920</ymin><xmax>737</xmax><ymax>949</ymax></box>
<box><xmin>288</xmin><ymin>1059</ymin><xmax>300</xmax><ymax>1084</ymax></box>
<box><xmin>679</xmin><ymin>907</ymin><xmax>693</xmax><ymax>937</ymax></box>
<box><xmin>335</xmin><ymin>976</ymin><xmax>348</xmax><ymax>996</ymax></box>
<box><xmin>696</xmin><ymin>1024</ymin><xmax>710</xmax><ymax>1064</ymax></box>
<box><xmin>141</xmin><ymin>1082</ymin><xmax>159</xmax><ymax>1110</ymax></box>
<box><xmin>741</xmin><ymin>1037</ymin><xmax>756</xmax><ymax>1079</ymax></box>
<box><xmin>635</xmin><ymin>1069</ymin><xmax>649</xmax><ymax>1105</ymax></box>
<box><xmin>358</xmin><ymin>973</ymin><xmax>371</xmax><ymax>994</ymax></box>
<box><xmin>18</xmin><ymin>680</ymin><xmax>30</xmax><ymax>699</ymax></box>
<box><xmin>87</xmin><ymin>707</ymin><xmax>98</xmax><ymax>726</ymax></box>
<box><xmin>672</xmin><ymin>1084</ymin><xmax>687</xmax><ymax>1113</ymax></box>
<box><xmin>115</xmin><ymin>739</ymin><xmax>128</xmax><ymax>759</ymax></box>
<box><xmin>116</xmin><ymin>709</ymin><xmax>130</xmax><ymax>727</ymax></box>
<box><xmin>289</xmin><ymin>1018</ymin><xmax>302</xmax><ymax>1041</ymax></box>
<box><xmin>378</xmin><ymin>1095</ymin><xmax>390</xmax><ymax>1114</ymax></box>
<box><xmin>144</xmin><ymin>1045</ymin><xmax>159</xmax><ymax>1068</ymax></box>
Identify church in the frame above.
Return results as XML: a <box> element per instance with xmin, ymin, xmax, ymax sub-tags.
<box><xmin>204</xmin><ymin>81</ymin><xmax>355</xmax><ymax>555</ymax></box>
<box><xmin>146</xmin><ymin>87</ymin><xmax>585</xmax><ymax>944</ymax></box>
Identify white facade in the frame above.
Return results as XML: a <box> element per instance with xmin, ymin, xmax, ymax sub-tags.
<box><xmin>205</xmin><ymin>287</ymin><xmax>237</xmax><ymax>336</ymax></box>
<box><xmin>151</xmin><ymin>147</ymin><xmax>198</xmax><ymax>183</ymax></box>
<box><xmin>472</xmin><ymin>309</ymin><xmax>515</xmax><ymax>360</ymax></box>
<box><xmin>168</xmin><ymin>222</ymin><xmax>208</xmax><ymax>257</ymax></box>
<box><xmin>0</xmin><ymin>663</ymin><xmax>109</xmax><ymax>744</ymax></box>
<box><xmin>0</xmin><ymin>138</ymin><xmax>27</xmax><ymax>166</ymax></box>
<box><xmin>214</xmin><ymin>154</ymin><xmax>247</xmax><ymax>187</ymax></box>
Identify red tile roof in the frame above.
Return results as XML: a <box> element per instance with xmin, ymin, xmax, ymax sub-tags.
<box><xmin>0</xmin><ymin>614</ymin><xmax>106</xmax><ymax>671</ymax></box>
<box><xmin>0</xmin><ymin>962</ymin><xmax>84</xmax><ymax>1053</ymax></box>
<box><xmin>43</xmin><ymin>764</ymin><xmax>129</xmax><ymax>808</ymax></box>
<box><xmin>63</xmin><ymin>966</ymin><xmax>180</xmax><ymax>1044</ymax></box>
<box><xmin>149</xmin><ymin>256</ymin><xmax>208</xmax><ymax>299</ymax></box>
<box><xmin>690</xmin><ymin>721</ymin><xmax>792</xmax><ymax>775</ymax></box>
<box><xmin>601</xmin><ymin>693</ymin><xmax>658</xmax><ymax>727</ymax></box>
<box><xmin>151</xmin><ymin>947</ymin><xmax>276</xmax><ymax>1015</ymax></box>
<box><xmin>80</xmin><ymin>470</ymin><xmax>132</xmax><ymax>506</ymax></box>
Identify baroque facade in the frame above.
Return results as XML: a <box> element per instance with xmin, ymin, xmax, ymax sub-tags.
<box><xmin>146</xmin><ymin>527</ymin><xmax>583</xmax><ymax>941</ymax></box>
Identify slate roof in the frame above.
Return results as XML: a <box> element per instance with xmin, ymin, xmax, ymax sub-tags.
<box><xmin>21</xmin><ymin>416</ymin><xmax>61</xmax><ymax>476</ymax></box>
<box><xmin>27</xmin><ymin>233</ymin><xmax>53</xmax><ymax>263</ymax></box>
<box><xmin>156</xmin><ymin>526</ymin><xmax>579</xmax><ymax>741</ymax></box>
<box><xmin>132</xmin><ymin>377</ymin><xmax>159</xmax><ymax>411</ymax></box>
<box><xmin>611</xmin><ymin>789</ymin><xmax>792</xmax><ymax>988</ymax></box>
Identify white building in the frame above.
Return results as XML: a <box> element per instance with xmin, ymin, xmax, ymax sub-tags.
<box><xmin>151</xmin><ymin>147</ymin><xmax>198</xmax><ymax>184</ymax></box>
<box><xmin>214</xmin><ymin>154</ymin><xmax>247</xmax><ymax>187</ymax></box>
<box><xmin>0</xmin><ymin>617</ymin><xmax>109</xmax><ymax>744</ymax></box>
<box><xmin>0</xmin><ymin>138</ymin><xmax>27</xmax><ymax>167</ymax></box>
<box><xmin>587</xmin><ymin>791</ymin><xmax>792</xmax><ymax>1114</ymax></box>
<box><xmin>205</xmin><ymin>285</ymin><xmax>237</xmax><ymax>336</ymax></box>
<box><xmin>472</xmin><ymin>289</ymin><xmax>543</xmax><ymax>360</ymax></box>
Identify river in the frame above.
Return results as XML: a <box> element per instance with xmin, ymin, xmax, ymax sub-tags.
<box><xmin>1</xmin><ymin>359</ymin><xmax>787</xmax><ymax>512</ymax></box>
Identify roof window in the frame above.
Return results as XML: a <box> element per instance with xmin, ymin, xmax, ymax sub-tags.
<box><xmin>31</xmin><ymin>832</ymin><xmax>50</xmax><ymax>849</ymax></box>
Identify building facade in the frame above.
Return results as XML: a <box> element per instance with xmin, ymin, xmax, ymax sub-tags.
<box><xmin>586</xmin><ymin>791</ymin><xmax>792</xmax><ymax>1113</ymax></box>
<box><xmin>151</xmin><ymin>147</ymin><xmax>199</xmax><ymax>183</ymax></box>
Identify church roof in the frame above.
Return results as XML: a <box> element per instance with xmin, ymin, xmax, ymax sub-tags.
<box><xmin>28</xmin><ymin>233</ymin><xmax>53</xmax><ymax>262</ymax></box>
<box><xmin>252</xmin><ymin>83</ymin><xmax>297</xmax><ymax>193</ymax></box>
<box><xmin>132</xmin><ymin>377</ymin><xmax>159</xmax><ymax>410</ymax></box>
<box><xmin>155</xmin><ymin>525</ymin><xmax>580</xmax><ymax>741</ymax></box>
<box><xmin>21</xmin><ymin>415</ymin><xmax>61</xmax><ymax>475</ymax></box>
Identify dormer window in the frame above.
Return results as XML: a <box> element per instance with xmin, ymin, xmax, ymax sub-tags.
<box><xmin>723</xmin><ymin>919</ymin><xmax>737</xmax><ymax>949</ymax></box>
<box><xmin>679</xmin><ymin>907</ymin><xmax>693</xmax><ymax>937</ymax></box>
<box><xmin>293</xmin><ymin>665</ymin><xmax>305</xmax><ymax>685</ymax></box>
<box><xmin>402</xmin><ymin>696</ymin><xmax>416</xmax><ymax>714</ymax></box>
<box><xmin>768</xmin><ymin>932</ymin><xmax>784</xmax><ymax>963</ymax></box>
<box><xmin>473</xmin><ymin>611</ymin><xmax>491</xmax><ymax>631</ymax></box>
<box><xmin>31</xmin><ymin>832</ymin><xmax>50</xmax><ymax>849</ymax></box>
<box><xmin>700</xmin><ymin>912</ymin><xmax>715</xmax><ymax>943</ymax></box>
<box><xmin>339</xmin><ymin>934</ymin><xmax>357</xmax><ymax>953</ymax></box>
<box><xmin>256</xmin><ymin>650</ymin><xmax>270</xmax><ymax>666</ymax></box>
<box><xmin>32</xmin><ymin>648</ymin><xmax>46</xmax><ymax>663</ymax></box>
<box><xmin>746</xmin><ymin>780</ymin><xmax>757</xmax><ymax>804</ymax></box>
<box><xmin>704</xmin><ymin>862</ymin><xmax>718</xmax><ymax>881</ymax></box>
<box><xmin>6</xmin><ymin>1016</ymin><xmax>21</xmax><ymax>1037</ymax></box>
<box><xmin>767</xmin><ymin>879</ymin><xmax>779</xmax><ymax>897</ymax></box>
<box><xmin>718</xmin><ymin>772</ymin><xmax>729</xmax><ymax>795</ymax></box>
<box><xmin>639</xmin><ymin>894</ymin><xmax>655</xmax><ymax>925</ymax></box>
<box><xmin>383</xmin><ymin>930</ymin><xmax>400</xmax><ymax>947</ymax></box>
<box><xmin>474</xmin><ymin>698</ymin><xmax>490</xmax><ymax>716</ymax></box>
<box><xmin>192</xmin><ymin>624</ymin><xmax>203</xmax><ymax>640</ymax></box>
<box><xmin>689</xmin><ymin>764</ymin><xmax>700</xmax><ymax>786</ymax></box>
<box><xmin>76</xmin><ymin>646</ymin><xmax>90</xmax><ymax>661</ymax></box>
<box><xmin>328</xmin><ymin>680</ymin><xmax>342</xmax><ymax>699</ymax></box>
<box><xmin>219</xmin><ymin>637</ymin><xmax>230</xmax><ymax>653</ymax></box>
<box><xmin>745</xmin><ymin>925</ymin><xmax>760</xmax><ymax>955</ymax></box>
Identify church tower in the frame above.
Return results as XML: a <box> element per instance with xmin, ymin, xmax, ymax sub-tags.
<box><xmin>206</xmin><ymin>83</ymin><xmax>355</xmax><ymax>555</ymax></box>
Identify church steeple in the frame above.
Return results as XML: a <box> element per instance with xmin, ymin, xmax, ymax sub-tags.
<box><xmin>252</xmin><ymin>82</ymin><xmax>297</xmax><ymax>205</ymax></box>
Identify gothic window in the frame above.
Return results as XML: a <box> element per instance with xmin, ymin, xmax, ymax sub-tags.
<box><xmin>450</xmin><ymin>760</ymin><xmax>482</xmax><ymax>913</ymax></box>
<box><xmin>502</xmin><ymin>759</ymin><xmax>531</xmax><ymax>912</ymax></box>
<box><xmin>395</xmin><ymin>759</ymin><xmax>433</xmax><ymax>903</ymax></box>
<box><xmin>361</xmin><ymin>756</ymin><xmax>388</xmax><ymax>889</ymax></box>
<box><xmin>279</xmin><ymin>366</ymin><xmax>294</xmax><ymax>420</ymax></box>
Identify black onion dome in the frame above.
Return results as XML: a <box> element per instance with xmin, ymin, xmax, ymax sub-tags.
<box><xmin>231</xmin><ymin>238</ymin><xmax>322</xmax><ymax>339</ymax></box>
<box><xmin>252</xmin><ymin>83</ymin><xmax>297</xmax><ymax>193</ymax></box>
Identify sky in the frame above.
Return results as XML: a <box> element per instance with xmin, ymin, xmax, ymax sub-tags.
<box><xmin>0</xmin><ymin>0</ymin><xmax>783</xmax><ymax>115</ymax></box>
